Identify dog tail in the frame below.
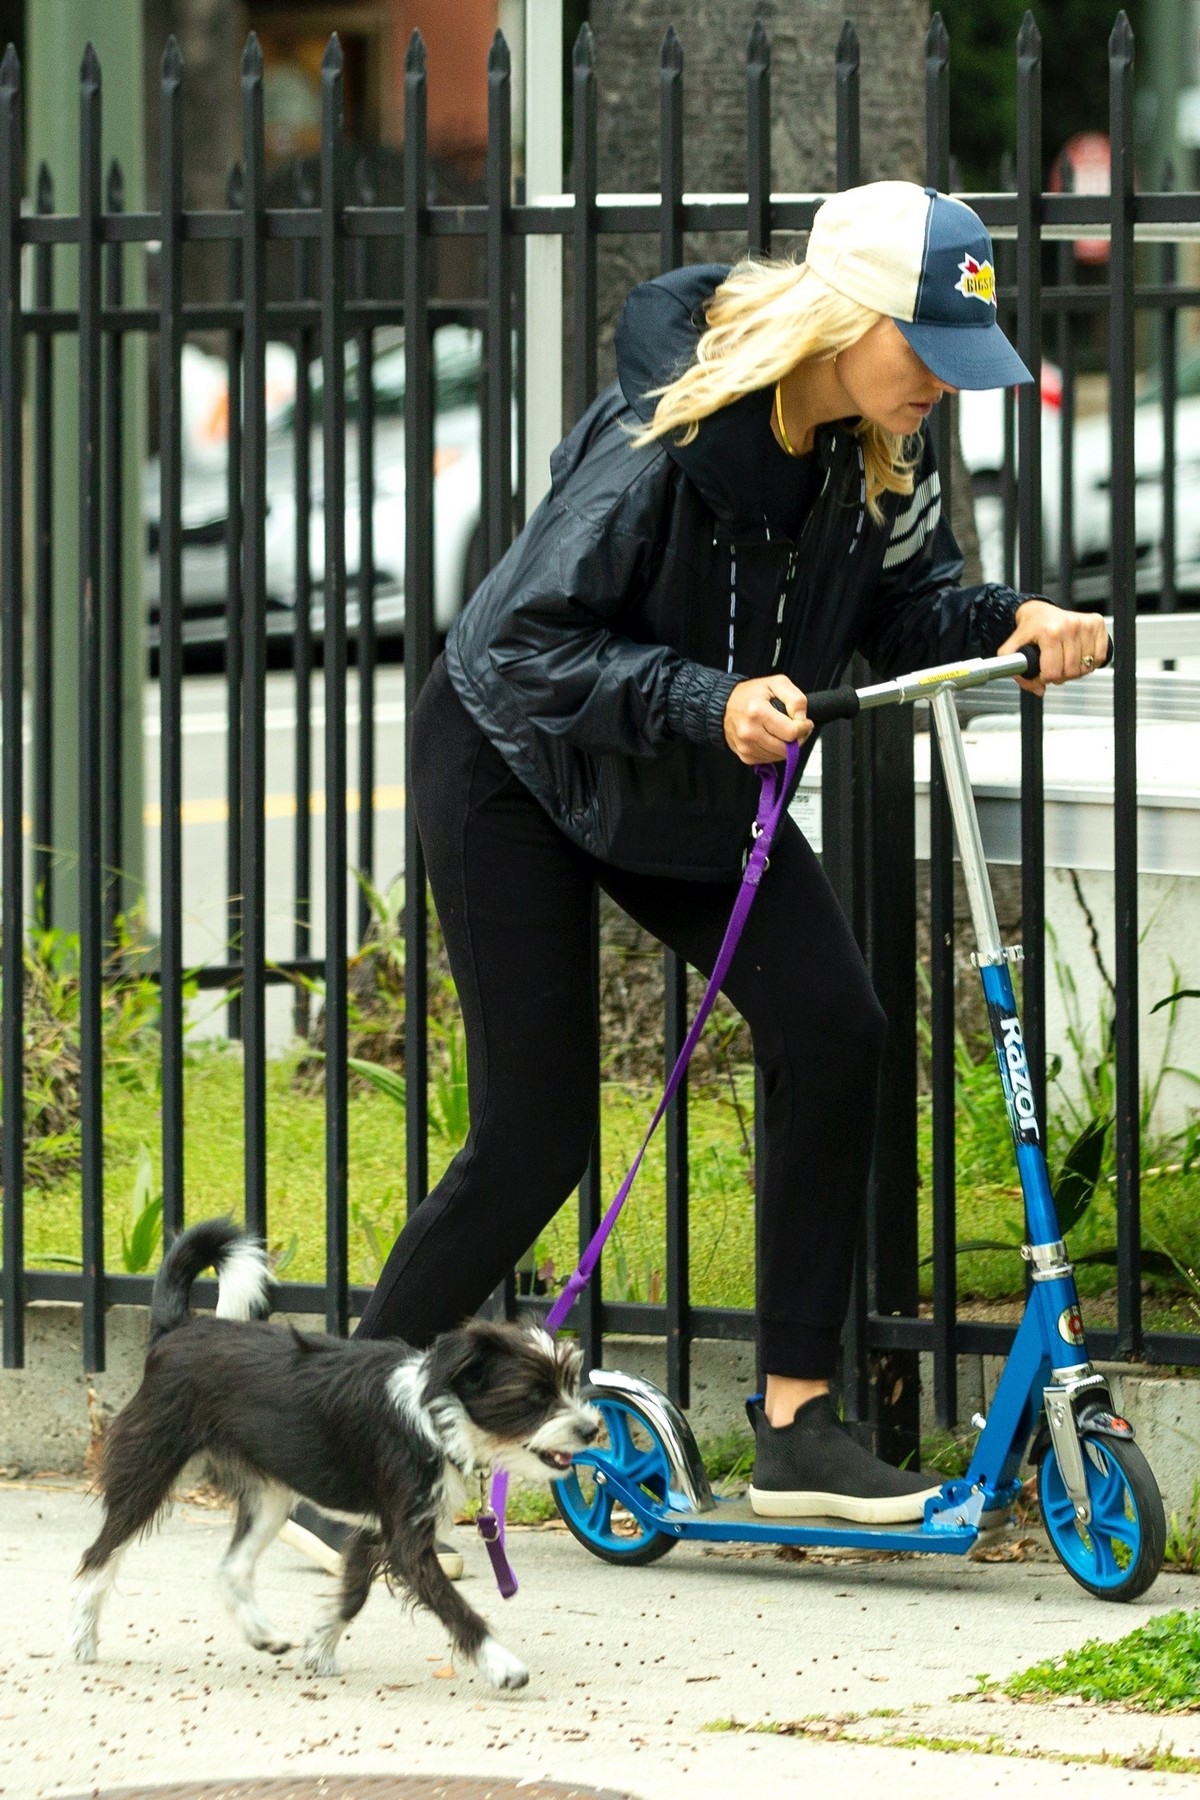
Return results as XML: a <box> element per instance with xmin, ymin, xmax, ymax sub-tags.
<box><xmin>149</xmin><ymin>1219</ymin><xmax>274</xmax><ymax>1344</ymax></box>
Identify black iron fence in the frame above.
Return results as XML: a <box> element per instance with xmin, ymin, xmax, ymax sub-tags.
<box><xmin>1</xmin><ymin>12</ymin><xmax>1197</xmax><ymax>1463</ymax></box>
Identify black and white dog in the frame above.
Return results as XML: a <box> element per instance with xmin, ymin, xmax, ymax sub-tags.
<box><xmin>69</xmin><ymin>1219</ymin><xmax>600</xmax><ymax>1688</ymax></box>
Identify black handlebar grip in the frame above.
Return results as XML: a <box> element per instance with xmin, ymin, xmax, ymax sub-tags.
<box><xmin>1020</xmin><ymin>634</ymin><xmax>1114</xmax><ymax>681</ymax></box>
<box><xmin>801</xmin><ymin>685</ymin><xmax>862</xmax><ymax>727</ymax></box>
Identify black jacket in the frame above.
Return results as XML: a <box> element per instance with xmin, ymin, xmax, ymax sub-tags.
<box><xmin>444</xmin><ymin>263</ymin><xmax>1030</xmax><ymax>881</ymax></box>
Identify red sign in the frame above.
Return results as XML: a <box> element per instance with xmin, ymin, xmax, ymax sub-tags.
<box><xmin>1049</xmin><ymin>133</ymin><xmax>1111</xmax><ymax>266</ymax></box>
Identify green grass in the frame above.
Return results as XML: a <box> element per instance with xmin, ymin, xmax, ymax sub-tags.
<box><xmin>1003</xmin><ymin>1610</ymin><xmax>1200</xmax><ymax>1712</ymax></box>
<box><xmin>16</xmin><ymin>1032</ymin><xmax>1200</xmax><ymax>1321</ymax></box>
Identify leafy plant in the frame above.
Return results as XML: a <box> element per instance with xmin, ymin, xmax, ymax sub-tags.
<box><xmin>1164</xmin><ymin>1479</ymin><xmax>1200</xmax><ymax>1574</ymax></box>
<box><xmin>352</xmin><ymin>1198</ymin><xmax>404</xmax><ymax>1279</ymax></box>
<box><xmin>428</xmin><ymin>1010</ymin><xmax>469</xmax><ymax>1146</ymax></box>
<box><xmin>1003</xmin><ymin>1610</ymin><xmax>1200</xmax><ymax>1712</ymax></box>
<box><xmin>119</xmin><ymin>1145</ymin><xmax>163</xmax><ymax>1274</ymax></box>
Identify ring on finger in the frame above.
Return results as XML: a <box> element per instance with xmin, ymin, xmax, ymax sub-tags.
<box><xmin>1082</xmin><ymin>653</ymin><xmax>1095</xmax><ymax>671</ymax></box>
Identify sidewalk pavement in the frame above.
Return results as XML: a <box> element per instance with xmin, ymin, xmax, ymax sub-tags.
<box><xmin>4</xmin><ymin>1477</ymin><xmax>1200</xmax><ymax>1800</ymax></box>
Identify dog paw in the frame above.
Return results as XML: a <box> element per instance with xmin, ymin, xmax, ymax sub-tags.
<box><xmin>251</xmin><ymin>1634</ymin><xmax>292</xmax><ymax>1657</ymax></box>
<box><xmin>477</xmin><ymin>1636</ymin><xmax>529</xmax><ymax>1691</ymax></box>
<box><xmin>300</xmin><ymin>1637</ymin><xmax>340</xmax><ymax>1677</ymax></box>
<box><xmin>69</xmin><ymin>1633</ymin><xmax>98</xmax><ymax>1665</ymax></box>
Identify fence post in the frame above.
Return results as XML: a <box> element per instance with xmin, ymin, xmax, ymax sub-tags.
<box><xmin>856</xmin><ymin>17</ymin><xmax>919</xmax><ymax>1472</ymax></box>
<box><xmin>1016</xmin><ymin>11</ymin><xmax>1047</xmax><ymax>1135</ymax></box>
<box><xmin>746</xmin><ymin>20</ymin><xmax>770</xmax><ymax>257</ymax></box>
<box><xmin>925</xmin><ymin>10</ymin><xmax>958</xmax><ymax>1431</ymax></box>
<box><xmin>660</xmin><ymin>21</ymin><xmax>688</xmax><ymax>1406</ymax></box>
<box><xmin>32</xmin><ymin>164</ymin><xmax>54</xmax><ymax>935</ymax></box>
<box><xmin>1160</xmin><ymin>161</ymin><xmax>1177</xmax><ymax>625</ymax></box>
<box><xmin>224</xmin><ymin>163</ymin><xmax>245</xmax><ymax>1044</ymax></box>
<box><xmin>830</xmin><ymin>17</ymin><xmax>871</xmax><ymax>1428</ymax></box>
<box><xmin>571</xmin><ymin>20</ymin><xmax>602</xmax><ymax>1371</ymax></box>
<box><xmin>403</xmin><ymin>31</ymin><xmax>432</xmax><ymax>1224</ymax></box>
<box><xmin>239</xmin><ymin>34</ymin><xmax>268</xmax><ymax>1241</ymax></box>
<box><xmin>101</xmin><ymin>159</ymin><xmax>125</xmax><ymax>952</ymax></box>
<box><xmin>320</xmin><ymin>35</ymin><xmax>350</xmax><ymax>1337</ymax></box>
<box><xmin>290</xmin><ymin>162</ymin><xmax>315</xmax><ymax>1040</ymax></box>
<box><xmin>78</xmin><ymin>41</ymin><xmax>105</xmax><ymax>1371</ymax></box>
<box><xmin>157</xmin><ymin>38</ymin><xmax>185</xmax><ymax>1246</ymax></box>
<box><xmin>354</xmin><ymin>157</ymin><xmax>378</xmax><ymax>949</ymax></box>
<box><xmin>0</xmin><ymin>43</ymin><xmax>25</xmax><ymax>1369</ymax></box>
<box><xmin>1109</xmin><ymin>10</ymin><xmax>1141</xmax><ymax>1360</ymax></box>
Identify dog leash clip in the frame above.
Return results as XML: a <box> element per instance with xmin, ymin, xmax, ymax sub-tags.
<box><xmin>475</xmin><ymin>1503</ymin><xmax>519</xmax><ymax>1599</ymax></box>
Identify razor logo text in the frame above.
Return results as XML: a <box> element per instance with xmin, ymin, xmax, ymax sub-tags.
<box><xmin>1000</xmin><ymin>1014</ymin><xmax>1040</xmax><ymax>1142</ymax></box>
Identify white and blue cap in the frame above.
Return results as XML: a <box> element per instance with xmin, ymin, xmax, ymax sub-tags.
<box><xmin>805</xmin><ymin>180</ymin><xmax>1033</xmax><ymax>391</ymax></box>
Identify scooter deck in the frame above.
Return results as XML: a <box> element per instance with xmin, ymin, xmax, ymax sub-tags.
<box><xmin>655</xmin><ymin>1494</ymin><xmax>979</xmax><ymax>1555</ymax></box>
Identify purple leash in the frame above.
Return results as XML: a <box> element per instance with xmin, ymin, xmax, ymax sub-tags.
<box><xmin>480</xmin><ymin>742</ymin><xmax>801</xmax><ymax>1598</ymax></box>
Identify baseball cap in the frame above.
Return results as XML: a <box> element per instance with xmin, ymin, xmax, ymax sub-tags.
<box><xmin>804</xmin><ymin>180</ymin><xmax>1032</xmax><ymax>391</ymax></box>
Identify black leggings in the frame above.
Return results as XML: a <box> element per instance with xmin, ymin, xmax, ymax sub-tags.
<box><xmin>354</xmin><ymin>657</ymin><xmax>887</xmax><ymax>1379</ymax></box>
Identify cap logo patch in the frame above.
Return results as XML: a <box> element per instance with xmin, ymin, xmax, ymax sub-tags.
<box><xmin>954</xmin><ymin>253</ymin><xmax>996</xmax><ymax>307</ymax></box>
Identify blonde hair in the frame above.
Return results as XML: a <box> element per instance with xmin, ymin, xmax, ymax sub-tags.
<box><xmin>632</xmin><ymin>257</ymin><xmax>916</xmax><ymax>521</ymax></box>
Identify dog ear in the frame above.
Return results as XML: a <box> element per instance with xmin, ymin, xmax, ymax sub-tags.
<box><xmin>423</xmin><ymin>1320</ymin><xmax>506</xmax><ymax>1401</ymax></box>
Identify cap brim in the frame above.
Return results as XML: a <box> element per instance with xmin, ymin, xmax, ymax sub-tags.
<box><xmin>895</xmin><ymin>317</ymin><xmax>1033</xmax><ymax>390</ymax></box>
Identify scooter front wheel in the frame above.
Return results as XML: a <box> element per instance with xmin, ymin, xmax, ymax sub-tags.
<box><xmin>555</xmin><ymin>1390</ymin><xmax>677</xmax><ymax>1566</ymax></box>
<box><xmin>1038</xmin><ymin>1432</ymin><xmax>1165</xmax><ymax>1601</ymax></box>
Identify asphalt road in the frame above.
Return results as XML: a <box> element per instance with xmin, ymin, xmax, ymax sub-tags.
<box><xmin>142</xmin><ymin>666</ymin><xmax>409</xmax><ymax>1052</ymax></box>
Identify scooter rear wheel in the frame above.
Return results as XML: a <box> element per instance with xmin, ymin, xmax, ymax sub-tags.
<box><xmin>1038</xmin><ymin>1432</ymin><xmax>1165</xmax><ymax>1601</ymax></box>
<box><xmin>555</xmin><ymin>1390</ymin><xmax>677</xmax><ymax>1566</ymax></box>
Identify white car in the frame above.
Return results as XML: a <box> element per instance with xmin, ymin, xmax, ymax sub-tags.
<box><xmin>1063</xmin><ymin>355</ymin><xmax>1200</xmax><ymax>601</ymax></box>
<box><xmin>958</xmin><ymin>356</ymin><xmax>1200</xmax><ymax>606</ymax></box>
<box><xmin>143</xmin><ymin>326</ymin><xmax>493</xmax><ymax>657</ymax></box>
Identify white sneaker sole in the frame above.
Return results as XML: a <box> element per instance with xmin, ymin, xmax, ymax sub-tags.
<box><xmin>748</xmin><ymin>1482</ymin><xmax>943</xmax><ymax>1525</ymax></box>
<box><xmin>279</xmin><ymin>1520</ymin><xmax>465</xmax><ymax>1581</ymax></box>
<box><xmin>278</xmin><ymin>1517</ymin><xmax>342</xmax><ymax>1576</ymax></box>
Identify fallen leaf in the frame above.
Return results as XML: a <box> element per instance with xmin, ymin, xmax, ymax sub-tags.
<box><xmin>432</xmin><ymin>1665</ymin><xmax>456</xmax><ymax>1680</ymax></box>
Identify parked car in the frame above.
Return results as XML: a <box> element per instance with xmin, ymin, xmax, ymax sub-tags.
<box><xmin>1061</xmin><ymin>351</ymin><xmax>1200</xmax><ymax>602</ymax></box>
<box><xmin>143</xmin><ymin>325</ymin><xmax>493</xmax><ymax>658</ymax></box>
<box><xmin>959</xmin><ymin>353</ymin><xmax>1200</xmax><ymax>607</ymax></box>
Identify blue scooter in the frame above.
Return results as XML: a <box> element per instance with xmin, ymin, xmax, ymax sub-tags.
<box><xmin>554</xmin><ymin>649</ymin><xmax>1166</xmax><ymax>1602</ymax></box>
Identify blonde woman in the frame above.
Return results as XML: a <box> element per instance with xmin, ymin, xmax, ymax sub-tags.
<box><xmin>325</xmin><ymin>182</ymin><xmax>1106</xmax><ymax>1553</ymax></box>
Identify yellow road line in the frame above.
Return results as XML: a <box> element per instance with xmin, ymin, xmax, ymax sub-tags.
<box><xmin>6</xmin><ymin>787</ymin><xmax>406</xmax><ymax>835</ymax></box>
<box><xmin>144</xmin><ymin>785</ymin><xmax>406</xmax><ymax>829</ymax></box>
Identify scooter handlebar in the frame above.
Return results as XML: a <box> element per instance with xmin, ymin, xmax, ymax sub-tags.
<box><xmin>795</xmin><ymin>632</ymin><xmax>1113</xmax><ymax>726</ymax></box>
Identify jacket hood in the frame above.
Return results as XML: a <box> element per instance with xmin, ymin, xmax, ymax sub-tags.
<box><xmin>615</xmin><ymin>262</ymin><xmax>840</xmax><ymax>536</ymax></box>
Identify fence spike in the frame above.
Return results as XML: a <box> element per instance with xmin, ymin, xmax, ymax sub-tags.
<box><xmin>748</xmin><ymin>19</ymin><xmax>769</xmax><ymax>68</ymax></box>
<box><xmin>661</xmin><ymin>23</ymin><xmax>682</xmax><ymax>71</ymax></box>
<box><xmin>836</xmin><ymin>19</ymin><xmax>859</xmax><ymax>70</ymax></box>
<box><xmin>1017</xmin><ymin>11</ymin><xmax>1041</xmax><ymax>60</ymax></box>
<box><xmin>36</xmin><ymin>160</ymin><xmax>52</xmax><ymax>209</ymax></box>
<box><xmin>106</xmin><ymin>158</ymin><xmax>124</xmax><ymax>209</ymax></box>
<box><xmin>1109</xmin><ymin>11</ymin><xmax>1134</xmax><ymax>62</ymax></box>
<box><xmin>0</xmin><ymin>41</ymin><xmax>18</xmax><ymax>91</ymax></box>
<box><xmin>226</xmin><ymin>161</ymin><xmax>243</xmax><ymax>209</ymax></box>
<box><xmin>80</xmin><ymin>40</ymin><xmax>100</xmax><ymax>88</ymax></box>
<box><xmin>161</xmin><ymin>34</ymin><xmax>183</xmax><ymax>83</ymax></box>
<box><xmin>489</xmin><ymin>28</ymin><xmax>511</xmax><ymax>76</ymax></box>
<box><xmin>405</xmin><ymin>29</ymin><xmax>426</xmax><ymax>76</ymax></box>
<box><xmin>322</xmin><ymin>33</ymin><xmax>343</xmax><ymax>75</ymax></box>
<box><xmin>926</xmin><ymin>13</ymin><xmax>949</xmax><ymax>65</ymax></box>
<box><xmin>574</xmin><ymin>21</ymin><xmax>594</xmax><ymax>72</ymax></box>
<box><xmin>241</xmin><ymin>32</ymin><xmax>263</xmax><ymax>81</ymax></box>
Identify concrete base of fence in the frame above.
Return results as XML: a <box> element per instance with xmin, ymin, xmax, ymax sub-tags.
<box><xmin>3</xmin><ymin>1306</ymin><xmax>1198</xmax><ymax>1525</ymax></box>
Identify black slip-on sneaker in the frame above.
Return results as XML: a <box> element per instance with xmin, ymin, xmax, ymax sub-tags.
<box><xmin>279</xmin><ymin>1500</ymin><xmax>464</xmax><ymax>1580</ymax></box>
<box><xmin>748</xmin><ymin>1395</ymin><xmax>943</xmax><ymax>1524</ymax></box>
